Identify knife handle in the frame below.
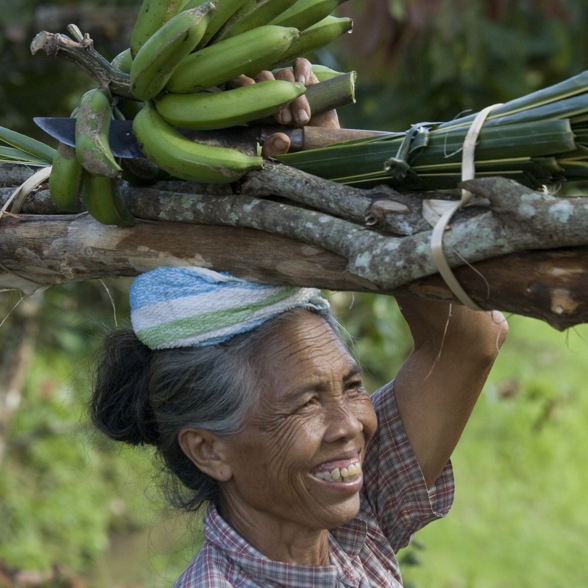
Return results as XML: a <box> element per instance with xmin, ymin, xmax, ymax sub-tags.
<box><xmin>299</xmin><ymin>127</ymin><xmax>390</xmax><ymax>150</ymax></box>
<box><xmin>256</xmin><ymin>126</ymin><xmax>390</xmax><ymax>152</ymax></box>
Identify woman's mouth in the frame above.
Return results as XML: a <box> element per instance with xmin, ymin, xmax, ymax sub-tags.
<box><xmin>311</xmin><ymin>461</ymin><xmax>362</xmax><ymax>483</ymax></box>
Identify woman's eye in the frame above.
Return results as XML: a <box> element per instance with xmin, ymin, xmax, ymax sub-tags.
<box><xmin>347</xmin><ymin>380</ymin><xmax>365</xmax><ymax>394</ymax></box>
<box><xmin>298</xmin><ymin>397</ymin><xmax>317</xmax><ymax>411</ymax></box>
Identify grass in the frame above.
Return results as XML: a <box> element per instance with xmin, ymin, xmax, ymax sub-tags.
<box><xmin>403</xmin><ymin>315</ymin><xmax>588</xmax><ymax>588</ymax></box>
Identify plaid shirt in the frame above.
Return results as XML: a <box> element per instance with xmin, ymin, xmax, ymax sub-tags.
<box><xmin>173</xmin><ymin>381</ymin><xmax>454</xmax><ymax>587</ymax></box>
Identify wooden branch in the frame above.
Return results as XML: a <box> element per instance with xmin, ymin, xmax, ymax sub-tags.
<box><xmin>121</xmin><ymin>172</ymin><xmax>588</xmax><ymax>289</ymax></box>
<box><xmin>0</xmin><ymin>212</ymin><xmax>586</xmax><ymax>330</ymax></box>
<box><xmin>30</xmin><ymin>31</ymin><xmax>134</xmax><ymax>98</ymax></box>
<box><xmin>242</xmin><ymin>161</ymin><xmax>432</xmax><ymax>236</ymax></box>
<box><xmin>2</xmin><ymin>162</ymin><xmax>588</xmax><ymax>330</ymax></box>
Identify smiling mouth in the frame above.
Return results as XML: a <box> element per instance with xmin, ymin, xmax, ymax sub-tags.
<box><xmin>312</xmin><ymin>462</ymin><xmax>362</xmax><ymax>483</ymax></box>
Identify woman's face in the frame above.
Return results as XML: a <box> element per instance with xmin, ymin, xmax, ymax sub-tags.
<box><xmin>219</xmin><ymin>311</ymin><xmax>378</xmax><ymax>537</ymax></box>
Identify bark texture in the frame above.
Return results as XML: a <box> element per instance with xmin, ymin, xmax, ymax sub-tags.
<box><xmin>2</xmin><ymin>162</ymin><xmax>588</xmax><ymax>330</ymax></box>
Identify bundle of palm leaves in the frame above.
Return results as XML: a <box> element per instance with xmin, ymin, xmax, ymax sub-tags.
<box><xmin>276</xmin><ymin>70</ymin><xmax>588</xmax><ymax>191</ymax></box>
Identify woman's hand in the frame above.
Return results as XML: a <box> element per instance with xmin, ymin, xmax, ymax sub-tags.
<box><xmin>392</xmin><ymin>298</ymin><xmax>508</xmax><ymax>487</ymax></box>
<box><xmin>227</xmin><ymin>58</ymin><xmax>340</xmax><ymax>157</ymax></box>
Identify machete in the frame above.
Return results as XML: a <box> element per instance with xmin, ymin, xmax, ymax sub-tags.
<box><xmin>34</xmin><ymin>117</ymin><xmax>392</xmax><ymax>159</ymax></box>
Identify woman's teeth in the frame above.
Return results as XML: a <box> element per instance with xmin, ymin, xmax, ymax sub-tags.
<box><xmin>314</xmin><ymin>462</ymin><xmax>361</xmax><ymax>483</ymax></box>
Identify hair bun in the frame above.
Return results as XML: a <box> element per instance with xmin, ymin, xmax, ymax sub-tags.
<box><xmin>90</xmin><ymin>329</ymin><xmax>159</xmax><ymax>446</ymax></box>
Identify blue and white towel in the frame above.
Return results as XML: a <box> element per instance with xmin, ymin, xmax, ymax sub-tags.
<box><xmin>130</xmin><ymin>266</ymin><xmax>329</xmax><ymax>350</ymax></box>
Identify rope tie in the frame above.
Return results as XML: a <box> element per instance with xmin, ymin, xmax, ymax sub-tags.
<box><xmin>426</xmin><ymin>104</ymin><xmax>502</xmax><ymax>310</ymax></box>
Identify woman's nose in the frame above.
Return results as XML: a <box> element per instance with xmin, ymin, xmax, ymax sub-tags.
<box><xmin>323</xmin><ymin>399</ymin><xmax>364</xmax><ymax>443</ymax></box>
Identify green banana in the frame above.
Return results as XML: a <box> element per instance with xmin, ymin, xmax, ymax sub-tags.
<box><xmin>132</xmin><ymin>102</ymin><xmax>263</xmax><ymax>183</ymax></box>
<box><xmin>130</xmin><ymin>0</ymin><xmax>188</xmax><ymax>57</ymax></box>
<box><xmin>184</xmin><ymin>0</ymin><xmax>250</xmax><ymax>46</ymax></box>
<box><xmin>310</xmin><ymin>63</ymin><xmax>347</xmax><ymax>82</ymax></box>
<box><xmin>269</xmin><ymin>0</ymin><xmax>349</xmax><ymax>31</ymax></box>
<box><xmin>155</xmin><ymin>79</ymin><xmax>306</xmax><ymax>129</ymax></box>
<box><xmin>130</xmin><ymin>4</ymin><xmax>215</xmax><ymax>101</ymax></box>
<box><xmin>81</xmin><ymin>173</ymin><xmax>135</xmax><ymax>226</ymax></box>
<box><xmin>111</xmin><ymin>50</ymin><xmax>144</xmax><ymax>119</ymax></box>
<box><xmin>75</xmin><ymin>88</ymin><xmax>122</xmax><ymax>179</ymax></box>
<box><xmin>279</xmin><ymin>15</ymin><xmax>353</xmax><ymax>63</ymax></box>
<box><xmin>212</xmin><ymin>0</ymin><xmax>299</xmax><ymax>42</ymax></box>
<box><xmin>111</xmin><ymin>48</ymin><xmax>133</xmax><ymax>73</ymax></box>
<box><xmin>49</xmin><ymin>142</ymin><xmax>84</xmax><ymax>212</ymax></box>
<box><xmin>166</xmin><ymin>25</ymin><xmax>299</xmax><ymax>92</ymax></box>
<box><xmin>206</xmin><ymin>0</ymin><xmax>254</xmax><ymax>41</ymax></box>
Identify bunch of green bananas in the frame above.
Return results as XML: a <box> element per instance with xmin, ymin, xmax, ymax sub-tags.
<box><xmin>49</xmin><ymin>88</ymin><xmax>134</xmax><ymax>226</ymax></box>
<box><xmin>49</xmin><ymin>0</ymin><xmax>354</xmax><ymax>225</ymax></box>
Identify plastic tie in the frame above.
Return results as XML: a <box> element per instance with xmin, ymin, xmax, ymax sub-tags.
<box><xmin>428</xmin><ymin>104</ymin><xmax>502</xmax><ymax>310</ymax></box>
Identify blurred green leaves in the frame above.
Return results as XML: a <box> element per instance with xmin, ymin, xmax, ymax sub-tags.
<box><xmin>1</xmin><ymin>0</ymin><xmax>588</xmax><ymax>585</ymax></box>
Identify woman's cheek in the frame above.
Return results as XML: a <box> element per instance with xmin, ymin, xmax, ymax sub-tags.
<box><xmin>257</xmin><ymin>416</ymin><xmax>315</xmax><ymax>468</ymax></box>
<box><xmin>356</xmin><ymin>397</ymin><xmax>378</xmax><ymax>438</ymax></box>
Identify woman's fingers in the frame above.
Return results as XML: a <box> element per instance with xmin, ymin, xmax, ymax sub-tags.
<box><xmin>291</xmin><ymin>58</ymin><xmax>340</xmax><ymax>129</ymax></box>
<box><xmin>226</xmin><ymin>59</ymin><xmax>340</xmax><ymax>154</ymax></box>
<box><xmin>268</xmin><ymin>62</ymin><xmax>315</xmax><ymax>126</ymax></box>
<box><xmin>254</xmin><ymin>70</ymin><xmax>275</xmax><ymax>82</ymax></box>
<box><xmin>262</xmin><ymin>131</ymin><xmax>291</xmax><ymax>157</ymax></box>
<box><xmin>291</xmin><ymin>58</ymin><xmax>316</xmax><ymax>84</ymax></box>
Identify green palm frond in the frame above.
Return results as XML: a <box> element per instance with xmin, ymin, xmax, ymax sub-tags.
<box><xmin>276</xmin><ymin>70</ymin><xmax>588</xmax><ymax>191</ymax></box>
<box><xmin>0</xmin><ymin>126</ymin><xmax>55</xmax><ymax>166</ymax></box>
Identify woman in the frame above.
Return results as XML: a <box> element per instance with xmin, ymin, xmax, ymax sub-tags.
<box><xmin>90</xmin><ymin>61</ymin><xmax>508</xmax><ymax>586</ymax></box>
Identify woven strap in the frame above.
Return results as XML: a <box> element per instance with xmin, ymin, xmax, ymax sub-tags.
<box><xmin>428</xmin><ymin>104</ymin><xmax>502</xmax><ymax>310</ymax></box>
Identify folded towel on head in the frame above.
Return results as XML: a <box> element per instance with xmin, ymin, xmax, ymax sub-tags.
<box><xmin>130</xmin><ymin>266</ymin><xmax>329</xmax><ymax>350</ymax></box>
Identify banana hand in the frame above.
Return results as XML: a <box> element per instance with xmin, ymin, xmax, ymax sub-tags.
<box><xmin>278</xmin><ymin>15</ymin><xmax>353</xmax><ymax>63</ymax></box>
<box><xmin>111</xmin><ymin>48</ymin><xmax>133</xmax><ymax>74</ymax></box>
<box><xmin>130</xmin><ymin>3</ymin><xmax>215</xmax><ymax>101</ymax></box>
<box><xmin>130</xmin><ymin>0</ymin><xmax>188</xmax><ymax>57</ymax></box>
<box><xmin>212</xmin><ymin>0</ymin><xmax>298</xmax><ymax>42</ymax></box>
<box><xmin>184</xmin><ymin>0</ymin><xmax>250</xmax><ymax>46</ymax></box>
<box><xmin>81</xmin><ymin>173</ymin><xmax>135</xmax><ymax>226</ymax></box>
<box><xmin>269</xmin><ymin>0</ymin><xmax>349</xmax><ymax>31</ymax></box>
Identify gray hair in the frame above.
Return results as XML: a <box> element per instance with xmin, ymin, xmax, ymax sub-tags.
<box><xmin>90</xmin><ymin>305</ymin><xmax>340</xmax><ymax>512</ymax></box>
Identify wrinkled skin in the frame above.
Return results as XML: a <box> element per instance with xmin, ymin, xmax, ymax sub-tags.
<box><xmin>180</xmin><ymin>311</ymin><xmax>377</xmax><ymax>565</ymax></box>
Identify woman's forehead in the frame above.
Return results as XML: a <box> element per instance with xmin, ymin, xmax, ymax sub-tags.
<box><xmin>255</xmin><ymin>313</ymin><xmax>359</xmax><ymax>386</ymax></box>
<box><xmin>261</xmin><ymin>312</ymin><xmax>345</xmax><ymax>354</ymax></box>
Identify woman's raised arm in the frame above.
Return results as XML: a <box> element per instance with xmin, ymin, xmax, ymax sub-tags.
<box><xmin>392</xmin><ymin>298</ymin><xmax>508</xmax><ymax>487</ymax></box>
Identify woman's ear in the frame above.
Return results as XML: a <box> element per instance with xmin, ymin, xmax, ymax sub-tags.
<box><xmin>178</xmin><ymin>428</ymin><xmax>232</xmax><ymax>482</ymax></box>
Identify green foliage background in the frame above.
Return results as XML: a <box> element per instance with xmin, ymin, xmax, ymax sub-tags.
<box><xmin>1</xmin><ymin>0</ymin><xmax>588</xmax><ymax>586</ymax></box>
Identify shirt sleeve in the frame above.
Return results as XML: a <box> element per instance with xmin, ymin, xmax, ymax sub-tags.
<box><xmin>360</xmin><ymin>380</ymin><xmax>454</xmax><ymax>551</ymax></box>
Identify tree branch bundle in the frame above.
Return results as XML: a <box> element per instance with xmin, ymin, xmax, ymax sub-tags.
<box><xmin>1</xmin><ymin>161</ymin><xmax>587</xmax><ymax>330</ymax></box>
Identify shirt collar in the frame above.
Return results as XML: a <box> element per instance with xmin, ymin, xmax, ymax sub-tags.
<box><xmin>329</xmin><ymin>515</ymin><xmax>368</xmax><ymax>556</ymax></box>
<box><xmin>204</xmin><ymin>504</ymin><xmax>341</xmax><ymax>587</ymax></box>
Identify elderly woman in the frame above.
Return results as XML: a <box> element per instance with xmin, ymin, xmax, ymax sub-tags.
<box><xmin>90</xmin><ymin>61</ymin><xmax>508</xmax><ymax>587</ymax></box>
